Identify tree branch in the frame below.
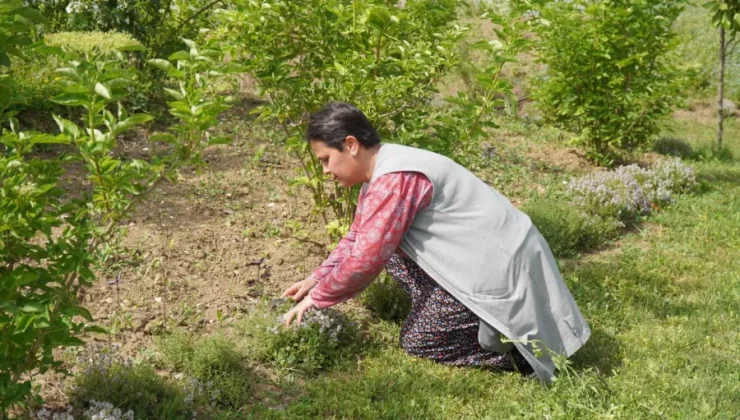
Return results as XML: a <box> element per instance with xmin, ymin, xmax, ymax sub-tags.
<box><xmin>175</xmin><ymin>0</ymin><xmax>224</xmax><ymax>33</ymax></box>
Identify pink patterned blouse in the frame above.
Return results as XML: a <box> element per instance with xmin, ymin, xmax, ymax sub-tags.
<box><xmin>309</xmin><ymin>172</ymin><xmax>434</xmax><ymax>308</ymax></box>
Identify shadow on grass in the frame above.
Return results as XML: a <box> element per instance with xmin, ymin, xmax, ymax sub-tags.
<box><xmin>697</xmin><ymin>164</ymin><xmax>740</xmax><ymax>186</ymax></box>
<box><xmin>570</xmin><ymin>326</ymin><xmax>622</xmax><ymax>376</ymax></box>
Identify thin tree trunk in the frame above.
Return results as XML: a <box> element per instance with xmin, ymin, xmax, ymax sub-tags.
<box><xmin>718</xmin><ymin>26</ymin><xmax>726</xmax><ymax>150</ymax></box>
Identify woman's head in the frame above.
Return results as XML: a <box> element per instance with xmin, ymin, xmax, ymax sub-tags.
<box><xmin>305</xmin><ymin>102</ymin><xmax>381</xmax><ymax>187</ymax></box>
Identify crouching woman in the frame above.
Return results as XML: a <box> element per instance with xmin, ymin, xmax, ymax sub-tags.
<box><xmin>281</xmin><ymin>102</ymin><xmax>590</xmax><ymax>384</ymax></box>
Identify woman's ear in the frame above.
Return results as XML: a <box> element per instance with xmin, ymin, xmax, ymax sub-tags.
<box><xmin>345</xmin><ymin>135</ymin><xmax>359</xmax><ymax>157</ymax></box>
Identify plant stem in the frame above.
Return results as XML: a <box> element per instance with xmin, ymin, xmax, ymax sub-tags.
<box><xmin>717</xmin><ymin>26</ymin><xmax>725</xmax><ymax>150</ymax></box>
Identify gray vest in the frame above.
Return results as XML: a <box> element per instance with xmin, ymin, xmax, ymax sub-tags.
<box><xmin>372</xmin><ymin>144</ymin><xmax>591</xmax><ymax>384</ymax></box>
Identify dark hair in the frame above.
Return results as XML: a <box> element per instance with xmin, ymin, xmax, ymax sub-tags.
<box><xmin>305</xmin><ymin>102</ymin><xmax>380</xmax><ymax>150</ymax></box>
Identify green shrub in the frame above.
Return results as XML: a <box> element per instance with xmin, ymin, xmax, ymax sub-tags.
<box><xmin>70</xmin><ymin>358</ymin><xmax>199</xmax><ymax>419</ymax></box>
<box><xmin>216</xmin><ymin>1</ymin><xmax>531</xmax><ymax>240</ymax></box>
<box><xmin>360</xmin><ymin>272</ymin><xmax>411</xmax><ymax>323</ymax></box>
<box><xmin>528</xmin><ymin>0</ymin><xmax>686</xmax><ymax>165</ymax></box>
<box><xmin>25</xmin><ymin>0</ymin><xmax>218</xmax><ymax>56</ymax></box>
<box><xmin>1</xmin><ymin>38</ymin><xmax>236</xmax><ymax>415</ymax></box>
<box><xmin>157</xmin><ymin>332</ymin><xmax>252</xmax><ymax>409</ymax></box>
<box><xmin>522</xmin><ymin>198</ymin><xmax>621</xmax><ymax>258</ymax></box>
<box><xmin>242</xmin><ymin>303</ymin><xmax>363</xmax><ymax>375</ymax></box>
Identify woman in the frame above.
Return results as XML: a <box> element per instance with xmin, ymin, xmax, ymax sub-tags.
<box><xmin>281</xmin><ymin>102</ymin><xmax>590</xmax><ymax>384</ymax></box>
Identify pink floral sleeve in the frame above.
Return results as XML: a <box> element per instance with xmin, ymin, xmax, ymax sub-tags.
<box><xmin>309</xmin><ymin>172</ymin><xmax>433</xmax><ymax>309</ymax></box>
<box><xmin>308</xmin><ymin>227</ymin><xmax>357</xmax><ymax>282</ymax></box>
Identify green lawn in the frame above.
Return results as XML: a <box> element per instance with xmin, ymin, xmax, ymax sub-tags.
<box><xmin>245</xmin><ymin>162</ymin><xmax>740</xmax><ymax>419</ymax></box>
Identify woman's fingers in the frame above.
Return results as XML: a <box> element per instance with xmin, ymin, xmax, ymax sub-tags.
<box><xmin>281</xmin><ymin>282</ymin><xmax>301</xmax><ymax>298</ymax></box>
<box><xmin>293</xmin><ymin>283</ymin><xmax>311</xmax><ymax>301</ymax></box>
<box><xmin>283</xmin><ymin>306</ymin><xmax>297</xmax><ymax>327</ymax></box>
<box><xmin>282</xmin><ymin>296</ymin><xmax>315</xmax><ymax>327</ymax></box>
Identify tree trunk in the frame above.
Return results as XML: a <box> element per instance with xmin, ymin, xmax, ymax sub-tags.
<box><xmin>718</xmin><ymin>26</ymin><xmax>726</xmax><ymax>150</ymax></box>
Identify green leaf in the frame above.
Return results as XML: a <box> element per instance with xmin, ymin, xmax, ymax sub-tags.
<box><xmin>14</xmin><ymin>271</ymin><xmax>39</xmax><ymax>287</ymax></box>
<box><xmin>53</xmin><ymin>114</ymin><xmax>81</xmax><ymax>137</ymax></box>
<box><xmin>16</xmin><ymin>7</ymin><xmax>45</xmax><ymax>23</ymax></box>
<box><xmin>63</xmin><ymin>337</ymin><xmax>85</xmax><ymax>346</ymax></box>
<box><xmin>164</xmin><ymin>88</ymin><xmax>185</xmax><ymax>100</ymax></box>
<box><xmin>56</xmin><ymin>67</ymin><xmax>80</xmax><ymax>80</ymax></box>
<box><xmin>168</xmin><ymin>50</ymin><xmax>190</xmax><ymax>61</ymax></box>
<box><xmin>52</xmin><ymin>92</ymin><xmax>88</xmax><ymax>106</ymax></box>
<box><xmin>29</xmin><ymin>133</ymin><xmax>69</xmax><ymax>145</ymax></box>
<box><xmin>208</xmin><ymin>135</ymin><xmax>232</xmax><ymax>145</ymax></box>
<box><xmin>150</xmin><ymin>132</ymin><xmax>176</xmax><ymax>143</ymax></box>
<box><xmin>469</xmin><ymin>40</ymin><xmax>493</xmax><ymax>52</ymax></box>
<box><xmin>124</xmin><ymin>114</ymin><xmax>154</xmax><ymax>125</ymax></box>
<box><xmin>221</xmin><ymin>63</ymin><xmax>248</xmax><ymax>73</ymax></box>
<box><xmin>147</xmin><ymin>58</ymin><xmax>173</xmax><ymax>71</ymax></box>
<box><xmin>79</xmin><ymin>266</ymin><xmax>95</xmax><ymax>281</ymax></box>
<box><xmin>94</xmin><ymin>83</ymin><xmax>111</xmax><ymax>100</ymax></box>
<box><xmin>182</xmin><ymin>38</ymin><xmax>197</xmax><ymax>49</ymax></box>
<box><xmin>367</xmin><ymin>6</ymin><xmax>392</xmax><ymax>31</ymax></box>
<box><xmin>84</xmin><ymin>325</ymin><xmax>109</xmax><ymax>334</ymax></box>
<box><xmin>22</xmin><ymin>302</ymin><xmax>45</xmax><ymax>313</ymax></box>
<box><xmin>334</xmin><ymin>62</ymin><xmax>348</xmax><ymax>75</ymax></box>
<box><xmin>117</xmin><ymin>43</ymin><xmax>146</xmax><ymax>52</ymax></box>
<box><xmin>0</xmin><ymin>53</ymin><xmax>11</xmax><ymax>68</ymax></box>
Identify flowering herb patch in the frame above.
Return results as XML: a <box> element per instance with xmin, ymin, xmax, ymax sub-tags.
<box><xmin>245</xmin><ymin>305</ymin><xmax>363</xmax><ymax>375</ymax></box>
<box><xmin>566</xmin><ymin>158</ymin><xmax>697</xmax><ymax>224</ymax></box>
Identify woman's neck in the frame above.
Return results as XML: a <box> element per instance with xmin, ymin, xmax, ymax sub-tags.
<box><xmin>363</xmin><ymin>144</ymin><xmax>381</xmax><ymax>183</ymax></box>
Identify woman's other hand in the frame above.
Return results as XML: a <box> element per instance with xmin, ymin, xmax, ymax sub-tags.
<box><xmin>282</xmin><ymin>295</ymin><xmax>316</xmax><ymax>327</ymax></box>
<box><xmin>281</xmin><ymin>277</ymin><xmax>318</xmax><ymax>302</ymax></box>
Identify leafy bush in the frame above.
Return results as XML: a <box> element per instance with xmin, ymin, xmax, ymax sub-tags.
<box><xmin>243</xmin><ymin>303</ymin><xmax>363</xmax><ymax>374</ymax></box>
<box><xmin>523</xmin><ymin>198</ymin><xmax>621</xmax><ymax>258</ymax></box>
<box><xmin>360</xmin><ymin>272</ymin><xmax>411</xmax><ymax>323</ymax></box>
<box><xmin>25</xmin><ymin>0</ymin><xmax>219</xmax><ymax>56</ymax></box>
<box><xmin>4</xmin><ymin>54</ymin><xmax>65</xmax><ymax>114</ymax></box>
<box><xmin>69</xmin><ymin>357</ymin><xmax>199</xmax><ymax>419</ymax></box>
<box><xmin>0</xmin><ymin>0</ymin><xmax>47</xmax><ymax>121</ymax></box>
<box><xmin>157</xmin><ymin>332</ymin><xmax>251</xmax><ymax>409</ymax></box>
<box><xmin>527</xmin><ymin>0</ymin><xmax>686</xmax><ymax>165</ymax></box>
<box><xmin>6</xmin><ymin>32</ymin><xmax>145</xmax><ymax>115</ymax></box>
<box><xmin>0</xmin><ymin>37</ymin><xmax>236</xmax><ymax>414</ymax></box>
<box><xmin>215</xmin><ymin>1</ymin><xmax>530</xmax><ymax>240</ymax></box>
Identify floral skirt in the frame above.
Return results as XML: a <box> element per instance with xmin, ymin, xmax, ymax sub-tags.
<box><xmin>386</xmin><ymin>254</ymin><xmax>531</xmax><ymax>373</ymax></box>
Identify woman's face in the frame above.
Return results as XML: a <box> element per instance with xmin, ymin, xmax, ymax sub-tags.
<box><xmin>310</xmin><ymin>137</ymin><xmax>365</xmax><ymax>187</ymax></box>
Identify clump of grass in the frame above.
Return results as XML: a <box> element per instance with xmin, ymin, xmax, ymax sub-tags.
<box><xmin>522</xmin><ymin>198</ymin><xmax>621</xmax><ymax>258</ymax></box>
<box><xmin>157</xmin><ymin>332</ymin><xmax>252</xmax><ymax>409</ymax></box>
<box><xmin>360</xmin><ymin>272</ymin><xmax>411</xmax><ymax>323</ymax></box>
<box><xmin>241</xmin><ymin>302</ymin><xmax>364</xmax><ymax>375</ymax></box>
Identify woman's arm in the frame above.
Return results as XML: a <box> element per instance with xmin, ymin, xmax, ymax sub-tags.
<box><xmin>309</xmin><ymin>172</ymin><xmax>433</xmax><ymax>308</ymax></box>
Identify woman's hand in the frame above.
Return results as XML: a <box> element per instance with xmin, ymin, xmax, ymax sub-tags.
<box><xmin>281</xmin><ymin>277</ymin><xmax>318</xmax><ymax>302</ymax></box>
<box><xmin>282</xmin><ymin>295</ymin><xmax>316</xmax><ymax>327</ymax></box>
